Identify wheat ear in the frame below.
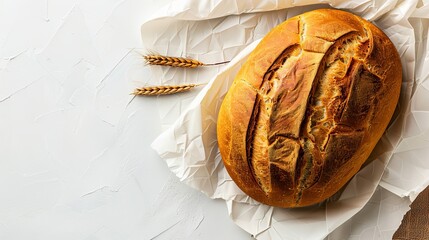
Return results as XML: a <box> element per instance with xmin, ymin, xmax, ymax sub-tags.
<box><xmin>143</xmin><ymin>54</ymin><xmax>229</xmax><ymax>68</ymax></box>
<box><xmin>132</xmin><ymin>84</ymin><xmax>202</xmax><ymax>96</ymax></box>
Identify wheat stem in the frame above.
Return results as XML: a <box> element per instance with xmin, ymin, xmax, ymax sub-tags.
<box><xmin>204</xmin><ymin>61</ymin><xmax>231</xmax><ymax>66</ymax></box>
<box><xmin>132</xmin><ymin>83</ymin><xmax>204</xmax><ymax>96</ymax></box>
<box><xmin>143</xmin><ymin>54</ymin><xmax>229</xmax><ymax>68</ymax></box>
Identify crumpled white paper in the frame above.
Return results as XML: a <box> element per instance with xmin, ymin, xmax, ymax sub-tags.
<box><xmin>143</xmin><ymin>0</ymin><xmax>429</xmax><ymax>239</ymax></box>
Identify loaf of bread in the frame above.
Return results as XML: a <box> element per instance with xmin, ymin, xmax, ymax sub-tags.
<box><xmin>217</xmin><ymin>9</ymin><xmax>402</xmax><ymax>208</ymax></box>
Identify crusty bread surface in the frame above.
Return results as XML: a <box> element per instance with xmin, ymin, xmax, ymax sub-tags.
<box><xmin>217</xmin><ymin>9</ymin><xmax>402</xmax><ymax>208</ymax></box>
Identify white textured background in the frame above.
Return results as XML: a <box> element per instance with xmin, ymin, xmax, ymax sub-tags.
<box><xmin>0</xmin><ymin>0</ymin><xmax>249</xmax><ymax>239</ymax></box>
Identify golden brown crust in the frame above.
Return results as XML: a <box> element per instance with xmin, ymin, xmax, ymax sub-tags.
<box><xmin>217</xmin><ymin>9</ymin><xmax>402</xmax><ymax>208</ymax></box>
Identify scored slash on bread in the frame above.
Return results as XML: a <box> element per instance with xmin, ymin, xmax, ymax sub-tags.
<box><xmin>217</xmin><ymin>9</ymin><xmax>402</xmax><ymax>208</ymax></box>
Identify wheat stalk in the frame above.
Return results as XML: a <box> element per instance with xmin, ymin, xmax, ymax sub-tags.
<box><xmin>143</xmin><ymin>54</ymin><xmax>229</xmax><ymax>68</ymax></box>
<box><xmin>132</xmin><ymin>83</ymin><xmax>202</xmax><ymax>96</ymax></box>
